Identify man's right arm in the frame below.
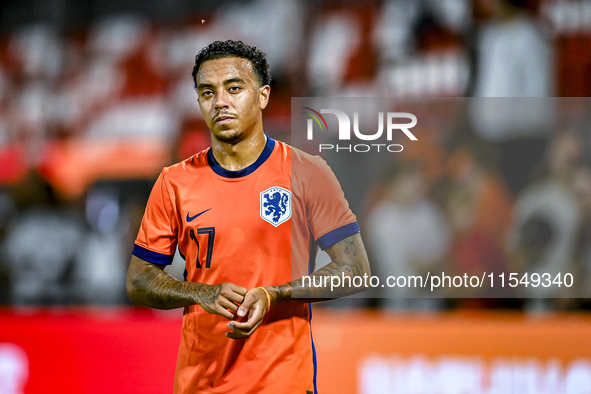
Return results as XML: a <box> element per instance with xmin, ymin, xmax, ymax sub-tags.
<box><xmin>126</xmin><ymin>255</ymin><xmax>246</xmax><ymax>319</ymax></box>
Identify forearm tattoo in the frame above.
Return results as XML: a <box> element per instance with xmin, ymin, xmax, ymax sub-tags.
<box><xmin>130</xmin><ymin>235</ymin><xmax>369</xmax><ymax>308</ymax></box>
<box><xmin>278</xmin><ymin>235</ymin><xmax>369</xmax><ymax>303</ymax></box>
<box><xmin>130</xmin><ymin>264</ymin><xmax>217</xmax><ymax>310</ymax></box>
<box><xmin>267</xmin><ymin>284</ymin><xmax>291</xmax><ymax>305</ymax></box>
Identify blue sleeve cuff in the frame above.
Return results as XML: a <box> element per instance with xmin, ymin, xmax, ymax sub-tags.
<box><xmin>316</xmin><ymin>222</ymin><xmax>360</xmax><ymax>250</ymax></box>
<box><xmin>132</xmin><ymin>244</ymin><xmax>174</xmax><ymax>266</ymax></box>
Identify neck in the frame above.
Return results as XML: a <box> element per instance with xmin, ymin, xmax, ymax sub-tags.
<box><xmin>210</xmin><ymin>130</ymin><xmax>267</xmax><ymax>171</ymax></box>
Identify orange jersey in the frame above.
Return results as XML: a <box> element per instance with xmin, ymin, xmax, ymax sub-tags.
<box><xmin>133</xmin><ymin>137</ymin><xmax>359</xmax><ymax>394</ymax></box>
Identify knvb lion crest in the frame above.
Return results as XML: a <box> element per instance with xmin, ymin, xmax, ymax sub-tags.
<box><xmin>260</xmin><ymin>186</ymin><xmax>292</xmax><ymax>227</ymax></box>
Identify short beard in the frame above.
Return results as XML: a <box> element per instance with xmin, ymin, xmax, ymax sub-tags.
<box><xmin>214</xmin><ymin>129</ymin><xmax>243</xmax><ymax>145</ymax></box>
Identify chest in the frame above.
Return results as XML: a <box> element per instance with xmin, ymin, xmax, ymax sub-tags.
<box><xmin>173</xmin><ymin>171</ymin><xmax>302</xmax><ymax>275</ymax></box>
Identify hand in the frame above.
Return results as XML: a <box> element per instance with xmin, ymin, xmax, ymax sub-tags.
<box><xmin>196</xmin><ymin>282</ymin><xmax>247</xmax><ymax>320</ymax></box>
<box><xmin>226</xmin><ymin>287</ymin><xmax>269</xmax><ymax>340</ymax></box>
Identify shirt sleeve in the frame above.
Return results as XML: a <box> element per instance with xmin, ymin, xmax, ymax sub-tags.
<box><xmin>132</xmin><ymin>171</ymin><xmax>179</xmax><ymax>265</ymax></box>
<box><xmin>306</xmin><ymin>156</ymin><xmax>359</xmax><ymax>250</ymax></box>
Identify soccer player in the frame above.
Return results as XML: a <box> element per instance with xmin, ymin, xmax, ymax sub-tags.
<box><xmin>126</xmin><ymin>40</ymin><xmax>370</xmax><ymax>394</ymax></box>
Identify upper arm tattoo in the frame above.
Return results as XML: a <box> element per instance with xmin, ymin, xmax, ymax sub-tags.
<box><xmin>342</xmin><ymin>237</ymin><xmax>357</xmax><ymax>257</ymax></box>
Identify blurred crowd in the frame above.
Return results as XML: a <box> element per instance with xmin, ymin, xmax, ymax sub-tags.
<box><xmin>359</xmin><ymin>99</ymin><xmax>591</xmax><ymax>312</ymax></box>
<box><xmin>0</xmin><ymin>0</ymin><xmax>590</xmax><ymax>309</ymax></box>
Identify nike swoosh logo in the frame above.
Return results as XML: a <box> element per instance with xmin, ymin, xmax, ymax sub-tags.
<box><xmin>186</xmin><ymin>208</ymin><xmax>212</xmax><ymax>222</ymax></box>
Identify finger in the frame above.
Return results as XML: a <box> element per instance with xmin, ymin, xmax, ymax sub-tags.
<box><xmin>214</xmin><ymin>305</ymin><xmax>235</xmax><ymax>320</ymax></box>
<box><xmin>225</xmin><ymin>320</ymin><xmax>262</xmax><ymax>340</ymax></box>
<box><xmin>227</xmin><ymin>318</ymin><xmax>263</xmax><ymax>339</ymax></box>
<box><xmin>224</xmin><ymin>290</ymin><xmax>245</xmax><ymax>305</ymax></box>
<box><xmin>220</xmin><ymin>284</ymin><xmax>247</xmax><ymax>305</ymax></box>
<box><xmin>232</xmin><ymin>304</ymin><xmax>264</xmax><ymax>331</ymax></box>
<box><xmin>227</xmin><ymin>283</ymin><xmax>248</xmax><ymax>296</ymax></box>
<box><xmin>225</xmin><ymin>321</ymin><xmax>248</xmax><ymax>340</ymax></box>
<box><xmin>227</xmin><ymin>321</ymin><xmax>246</xmax><ymax>334</ymax></box>
<box><xmin>219</xmin><ymin>298</ymin><xmax>239</xmax><ymax>314</ymax></box>
<box><xmin>237</xmin><ymin>291</ymin><xmax>259</xmax><ymax>317</ymax></box>
<box><xmin>225</xmin><ymin>330</ymin><xmax>248</xmax><ymax>340</ymax></box>
<box><xmin>225</xmin><ymin>325</ymin><xmax>261</xmax><ymax>340</ymax></box>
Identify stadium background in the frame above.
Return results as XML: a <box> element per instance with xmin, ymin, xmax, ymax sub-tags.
<box><xmin>1</xmin><ymin>0</ymin><xmax>591</xmax><ymax>392</ymax></box>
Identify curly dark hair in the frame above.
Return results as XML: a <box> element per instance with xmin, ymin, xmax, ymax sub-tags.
<box><xmin>192</xmin><ymin>40</ymin><xmax>271</xmax><ymax>89</ymax></box>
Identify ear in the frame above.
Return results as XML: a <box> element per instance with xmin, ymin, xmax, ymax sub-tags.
<box><xmin>259</xmin><ymin>85</ymin><xmax>271</xmax><ymax>110</ymax></box>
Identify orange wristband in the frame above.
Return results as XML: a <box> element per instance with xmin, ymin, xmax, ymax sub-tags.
<box><xmin>257</xmin><ymin>287</ymin><xmax>271</xmax><ymax>311</ymax></box>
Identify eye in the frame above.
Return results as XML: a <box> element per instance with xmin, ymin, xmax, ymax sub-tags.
<box><xmin>201</xmin><ymin>90</ymin><xmax>213</xmax><ymax>97</ymax></box>
<box><xmin>229</xmin><ymin>86</ymin><xmax>241</xmax><ymax>92</ymax></box>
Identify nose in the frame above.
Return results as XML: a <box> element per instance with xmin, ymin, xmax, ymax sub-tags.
<box><xmin>214</xmin><ymin>89</ymin><xmax>230</xmax><ymax>110</ymax></box>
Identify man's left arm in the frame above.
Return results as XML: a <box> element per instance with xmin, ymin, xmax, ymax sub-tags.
<box><xmin>226</xmin><ymin>232</ymin><xmax>370</xmax><ymax>339</ymax></box>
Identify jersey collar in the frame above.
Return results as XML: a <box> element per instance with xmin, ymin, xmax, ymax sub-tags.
<box><xmin>207</xmin><ymin>135</ymin><xmax>276</xmax><ymax>178</ymax></box>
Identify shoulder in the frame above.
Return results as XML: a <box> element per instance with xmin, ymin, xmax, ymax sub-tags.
<box><xmin>285</xmin><ymin>143</ymin><xmax>345</xmax><ymax>202</ymax></box>
<box><xmin>161</xmin><ymin>148</ymin><xmax>211</xmax><ymax>179</ymax></box>
<box><xmin>280</xmin><ymin>141</ymin><xmax>328</xmax><ymax>171</ymax></box>
<box><xmin>270</xmin><ymin>140</ymin><xmax>331</xmax><ymax>182</ymax></box>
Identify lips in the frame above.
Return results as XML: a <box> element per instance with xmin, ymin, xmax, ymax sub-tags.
<box><xmin>214</xmin><ymin>114</ymin><xmax>236</xmax><ymax>123</ymax></box>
